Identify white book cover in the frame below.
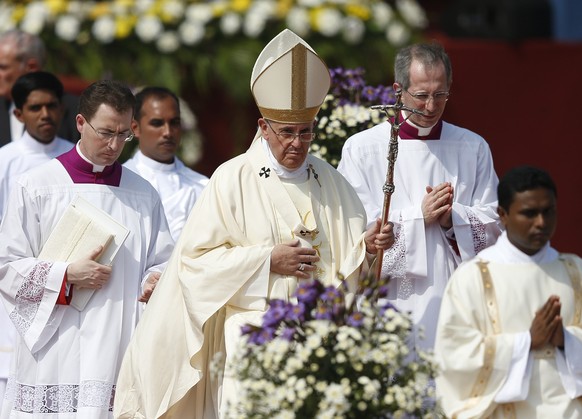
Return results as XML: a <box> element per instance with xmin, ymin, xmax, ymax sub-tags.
<box><xmin>38</xmin><ymin>195</ymin><xmax>129</xmax><ymax>311</ymax></box>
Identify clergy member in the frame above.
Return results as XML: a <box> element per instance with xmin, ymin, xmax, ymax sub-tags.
<box><xmin>435</xmin><ymin>166</ymin><xmax>582</xmax><ymax>418</ymax></box>
<box><xmin>0</xmin><ymin>79</ymin><xmax>174</xmax><ymax>418</ymax></box>
<box><xmin>114</xmin><ymin>29</ymin><xmax>394</xmax><ymax>419</ymax></box>
<box><xmin>123</xmin><ymin>86</ymin><xmax>208</xmax><ymax>243</ymax></box>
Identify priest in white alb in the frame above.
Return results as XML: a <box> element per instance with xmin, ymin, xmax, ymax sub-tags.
<box><xmin>338</xmin><ymin>43</ymin><xmax>502</xmax><ymax>349</ymax></box>
<box><xmin>0</xmin><ymin>80</ymin><xmax>174</xmax><ymax>419</ymax></box>
<box><xmin>113</xmin><ymin>29</ymin><xmax>394</xmax><ymax>419</ymax></box>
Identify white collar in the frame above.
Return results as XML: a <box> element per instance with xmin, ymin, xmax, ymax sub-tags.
<box><xmin>134</xmin><ymin>150</ymin><xmax>177</xmax><ymax>172</ymax></box>
<box><xmin>480</xmin><ymin>230</ymin><xmax>558</xmax><ymax>264</ymax></box>
<box><xmin>75</xmin><ymin>142</ymin><xmax>106</xmax><ymax>173</ymax></box>
<box><xmin>19</xmin><ymin>130</ymin><xmax>61</xmax><ymax>153</ymax></box>
<box><xmin>261</xmin><ymin>137</ymin><xmax>308</xmax><ymax>180</ymax></box>
<box><xmin>402</xmin><ymin>110</ymin><xmax>438</xmax><ymax>136</ymax></box>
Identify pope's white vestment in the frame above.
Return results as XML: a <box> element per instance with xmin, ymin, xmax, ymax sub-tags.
<box><xmin>0</xmin><ymin>147</ymin><xmax>174</xmax><ymax>418</ymax></box>
<box><xmin>338</xmin><ymin>118</ymin><xmax>501</xmax><ymax>348</ymax></box>
<box><xmin>0</xmin><ymin>131</ymin><xmax>74</xmax><ymax>411</ymax></box>
<box><xmin>123</xmin><ymin>150</ymin><xmax>209</xmax><ymax>242</ymax></box>
<box><xmin>114</xmin><ymin>137</ymin><xmax>372</xmax><ymax>419</ymax></box>
<box><xmin>435</xmin><ymin>232</ymin><xmax>582</xmax><ymax>418</ymax></box>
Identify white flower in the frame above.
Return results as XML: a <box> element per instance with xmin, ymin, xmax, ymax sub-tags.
<box><xmin>92</xmin><ymin>16</ymin><xmax>116</xmax><ymax>44</ymax></box>
<box><xmin>179</xmin><ymin>20</ymin><xmax>205</xmax><ymax>46</ymax></box>
<box><xmin>396</xmin><ymin>0</ymin><xmax>428</xmax><ymax>29</ymax></box>
<box><xmin>185</xmin><ymin>3</ymin><xmax>213</xmax><ymax>23</ymax></box>
<box><xmin>135</xmin><ymin>15</ymin><xmax>163</xmax><ymax>43</ymax></box>
<box><xmin>21</xmin><ymin>2</ymin><xmax>49</xmax><ymax>35</ymax></box>
<box><xmin>298</xmin><ymin>0</ymin><xmax>325</xmax><ymax>6</ymax></box>
<box><xmin>243</xmin><ymin>10</ymin><xmax>267</xmax><ymax>38</ymax></box>
<box><xmin>372</xmin><ymin>2</ymin><xmax>394</xmax><ymax>28</ymax></box>
<box><xmin>0</xmin><ymin>5</ymin><xmax>16</xmax><ymax>33</ymax></box>
<box><xmin>385</xmin><ymin>21</ymin><xmax>410</xmax><ymax>46</ymax></box>
<box><xmin>55</xmin><ymin>14</ymin><xmax>81</xmax><ymax>42</ymax></box>
<box><xmin>342</xmin><ymin>16</ymin><xmax>365</xmax><ymax>44</ymax></box>
<box><xmin>220</xmin><ymin>12</ymin><xmax>241</xmax><ymax>36</ymax></box>
<box><xmin>162</xmin><ymin>0</ymin><xmax>185</xmax><ymax>21</ymax></box>
<box><xmin>156</xmin><ymin>31</ymin><xmax>180</xmax><ymax>53</ymax></box>
<box><xmin>286</xmin><ymin>7</ymin><xmax>310</xmax><ymax>37</ymax></box>
<box><xmin>316</xmin><ymin>8</ymin><xmax>343</xmax><ymax>37</ymax></box>
<box><xmin>134</xmin><ymin>0</ymin><xmax>155</xmax><ymax>14</ymax></box>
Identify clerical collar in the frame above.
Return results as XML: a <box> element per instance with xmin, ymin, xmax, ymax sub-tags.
<box><xmin>20</xmin><ymin>130</ymin><xmax>61</xmax><ymax>153</ymax></box>
<box><xmin>134</xmin><ymin>150</ymin><xmax>176</xmax><ymax>172</ymax></box>
<box><xmin>392</xmin><ymin>112</ymin><xmax>443</xmax><ymax>140</ymax></box>
<box><xmin>485</xmin><ymin>231</ymin><xmax>558</xmax><ymax>264</ymax></box>
<box><xmin>261</xmin><ymin>137</ymin><xmax>308</xmax><ymax>180</ymax></box>
<box><xmin>56</xmin><ymin>144</ymin><xmax>122</xmax><ymax>186</ymax></box>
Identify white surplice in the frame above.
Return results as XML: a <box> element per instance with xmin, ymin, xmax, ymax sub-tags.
<box><xmin>123</xmin><ymin>150</ymin><xmax>209</xmax><ymax>242</ymax></box>
<box><xmin>0</xmin><ymin>131</ymin><xmax>73</xmax><ymax>222</ymax></box>
<box><xmin>435</xmin><ymin>232</ymin><xmax>582</xmax><ymax>418</ymax></box>
<box><xmin>0</xmin><ymin>149</ymin><xmax>174</xmax><ymax>419</ymax></box>
<box><xmin>114</xmin><ymin>137</ymin><xmax>372</xmax><ymax>419</ymax></box>
<box><xmin>0</xmin><ymin>131</ymin><xmax>74</xmax><ymax>411</ymax></box>
<box><xmin>338</xmin><ymin>119</ymin><xmax>501</xmax><ymax>348</ymax></box>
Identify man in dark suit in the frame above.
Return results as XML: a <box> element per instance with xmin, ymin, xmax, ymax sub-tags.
<box><xmin>0</xmin><ymin>29</ymin><xmax>79</xmax><ymax>146</ymax></box>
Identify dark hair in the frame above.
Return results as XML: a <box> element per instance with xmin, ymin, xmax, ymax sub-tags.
<box><xmin>498</xmin><ymin>166</ymin><xmax>557</xmax><ymax>211</ymax></box>
<box><xmin>78</xmin><ymin>80</ymin><xmax>135</xmax><ymax>121</ymax></box>
<box><xmin>134</xmin><ymin>86</ymin><xmax>180</xmax><ymax>120</ymax></box>
<box><xmin>11</xmin><ymin>71</ymin><xmax>63</xmax><ymax>109</ymax></box>
<box><xmin>0</xmin><ymin>29</ymin><xmax>46</xmax><ymax>67</ymax></box>
<box><xmin>394</xmin><ymin>42</ymin><xmax>452</xmax><ymax>90</ymax></box>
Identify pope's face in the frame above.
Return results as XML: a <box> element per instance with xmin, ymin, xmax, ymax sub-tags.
<box><xmin>397</xmin><ymin>59</ymin><xmax>450</xmax><ymax>128</ymax></box>
<box><xmin>77</xmin><ymin>103</ymin><xmax>133</xmax><ymax>166</ymax></box>
<box><xmin>259</xmin><ymin>118</ymin><xmax>314</xmax><ymax>170</ymax></box>
<box><xmin>498</xmin><ymin>187</ymin><xmax>557</xmax><ymax>255</ymax></box>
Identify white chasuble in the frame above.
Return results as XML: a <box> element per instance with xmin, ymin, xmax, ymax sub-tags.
<box><xmin>114</xmin><ymin>137</ymin><xmax>370</xmax><ymax>419</ymax></box>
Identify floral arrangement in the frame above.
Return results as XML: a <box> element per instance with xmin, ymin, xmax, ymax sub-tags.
<box><xmin>311</xmin><ymin>66</ymin><xmax>395</xmax><ymax>167</ymax></box>
<box><xmin>0</xmin><ymin>0</ymin><xmax>427</xmax><ymax>99</ymax></box>
<box><xmin>224</xmin><ymin>274</ymin><xmax>441</xmax><ymax>418</ymax></box>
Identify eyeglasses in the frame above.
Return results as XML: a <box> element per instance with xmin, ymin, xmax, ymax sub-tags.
<box><xmin>265</xmin><ymin>119</ymin><xmax>317</xmax><ymax>145</ymax></box>
<box><xmin>83</xmin><ymin>116</ymin><xmax>134</xmax><ymax>143</ymax></box>
<box><xmin>405</xmin><ymin>90</ymin><xmax>450</xmax><ymax>104</ymax></box>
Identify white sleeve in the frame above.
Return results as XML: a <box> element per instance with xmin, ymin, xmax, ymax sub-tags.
<box><xmin>555</xmin><ymin>329</ymin><xmax>582</xmax><ymax>398</ymax></box>
<box><xmin>494</xmin><ymin>331</ymin><xmax>533</xmax><ymax>403</ymax></box>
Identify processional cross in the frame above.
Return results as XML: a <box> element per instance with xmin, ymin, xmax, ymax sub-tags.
<box><xmin>371</xmin><ymin>88</ymin><xmax>425</xmax><ymax>281</ymax></box>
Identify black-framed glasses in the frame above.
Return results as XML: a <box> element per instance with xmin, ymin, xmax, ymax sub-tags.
<box><xmin>265</xmin><ymin>119</ymin><xmax>316</xmax><ymax>144</ymax></box>
<box><xmin>83</xmin><ymin>115</ymin><xmax>134</xmax><ymax>143</ymax></box>
<box><xmin>405</xmin><ymin>90</ymin><xmax>450</xmax><ymax>104</ymax></box>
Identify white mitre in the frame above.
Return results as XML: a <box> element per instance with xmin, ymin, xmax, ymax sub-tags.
<box><xmin>250</xmin><ymin>29</ymin><xmax>331</xmax><ymax>124</ymax></box>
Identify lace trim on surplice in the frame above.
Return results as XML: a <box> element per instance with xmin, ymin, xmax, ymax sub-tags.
<box><xmin>9</xmin><ymin>261</ymin><xmax>53</xmax><ymax>336</ymax></box>
<box><xmin>381</xmin><ymin>217</ymin><xmax>412</xmax><ymax>299</ymax></box>
<box><xmin>466</xmin><ymin>208</ymin><xmax>487</xmax><ymax>255</ymax></box>
<box><xmin>8</xmin><ymin>379</ymin><xmax>115</xmax><ymax>413</ymax></box>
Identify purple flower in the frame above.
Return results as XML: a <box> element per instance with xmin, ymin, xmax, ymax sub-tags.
<box><xmin>295</xmin><ymin>280</ymin><xmax>323</xmax><ymax>306</ymax></box>
<box><xmin>347</xmin><ymin>311</ymin><xmax>365</xmax><ymax>327</ymax></box>
<box><xmin>288</xmin><ymin>302</ymin><xmax>307</xmax><ymax>322</ymax></box>
<box><xmin>280</xmin><ymin>327</ymin><xmax>297</xmax><ymax>341</ymax></box>
<box><xmin>263</xmin><ymin>300</ymin><xmax>291</xmax><ymax>327</ymax></box>
<box><xmin>314</xmin><ymin>304</ymin><xmax>333</xmax><ymax>321</ymax></box>
<box><xmin>248</xmin><ymin>326</ymin><xmax>277</xmax><ymax>345</ymax></box>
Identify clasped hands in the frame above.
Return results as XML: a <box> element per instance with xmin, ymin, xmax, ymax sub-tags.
<box><xmin>530</xmin><ymin>295</ymin><xmax>565</xmax><ymax>350</ymax></box>
<box><xmin>422</xmin><ymin>182</ymin><xmax>454</xmax><ymax>229</ymax></box>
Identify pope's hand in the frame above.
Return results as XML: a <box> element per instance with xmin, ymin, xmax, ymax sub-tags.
<box><xmin>364</xmin><ymin>219</ymin><xmax>394</xmax><ymax>254</ymax></box>
<box><xmin>66</xmin><ymin>245</ymin><xmax>112</xmax><ymax>289</ymax></box>
<box><xmin>139</xmin><ymin>272</ymin><xmax>161</xmax><ymax>303</ymax></box>
<box><xmin>271</xmin><ymin>239</ymin><xmax>319</xmax><ymax>279</ymax></box>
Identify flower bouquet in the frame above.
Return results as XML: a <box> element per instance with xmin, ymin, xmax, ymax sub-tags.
<box><xmin>224</xmin><ymin>274</ymin><xmax>441</xmax><ymax>418</ymax></box>
<box><xmin>312</xmin><ymin>67</ymin><xmax>396</xmax><ymax>167</ymax></box>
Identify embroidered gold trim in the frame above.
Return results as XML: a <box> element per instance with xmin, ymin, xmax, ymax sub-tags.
<box><xmin>561</xmin><ymin>253</ymin><xmax>582</xmax><ymax>326</ymax></box>
<box><xmin>291</xmin><ymin>44</ymin><xmax>307</xmax><ymax>110</ymax></box>
<box><xmin>461</xmin><ymin>261</ymin><xmax>516</xmax><ymax>417</ymax></box>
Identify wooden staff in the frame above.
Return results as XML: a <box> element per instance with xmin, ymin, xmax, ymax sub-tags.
<box><xmin>371</xmin><ymin>89</ymin><xmax>424</xmax><ymax>281</ymax></box>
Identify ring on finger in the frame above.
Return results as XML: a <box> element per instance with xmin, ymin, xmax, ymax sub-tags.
<box><xmin>298</xmin><ymin>263</ymin><xmax>305</xmax><ymax>271</ymax></box>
